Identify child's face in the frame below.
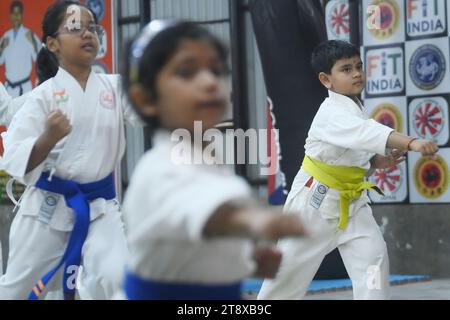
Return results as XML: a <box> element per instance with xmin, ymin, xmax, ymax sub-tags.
<box><xmin>136</xmin><ymin>39</ymin><xmax>228</xmax><ymax>132</ymax></box>
<box><xmin>10</xmin><ymin>7</ymin><xmax>22</xmax><ymax>29</ymax></box>
<box><xmin>319</xmin><ymin>55</ymin><xmax>365</xmax><ymax>97</ymax></box>
<box><xmin>47</xmin><ymin>6</ymin><xmax>99</xmax><ymax>69</ymax></box>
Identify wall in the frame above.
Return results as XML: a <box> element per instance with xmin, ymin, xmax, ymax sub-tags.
<box><xmin>373</xmin><ymin>204</ymin><xmax>450</xmax><ymax>277</ymax></box>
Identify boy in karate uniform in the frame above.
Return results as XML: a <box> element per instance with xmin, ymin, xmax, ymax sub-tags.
<box><xmin>258</xmin><ymin>40</ymin><xmax>438</xmax><ymax>300</ymax></box>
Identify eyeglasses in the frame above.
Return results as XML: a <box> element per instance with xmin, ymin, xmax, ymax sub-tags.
<box><xmin>54</xmin><ymin>24</ymin><xmax>105</xmax><ymax>38</ymax></box>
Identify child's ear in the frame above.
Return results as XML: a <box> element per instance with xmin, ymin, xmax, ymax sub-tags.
<box><xmin>46</xmin><ymin>36</ymin><xmax>59</xmax><ymax>55</ymax></box>
<box><xmin>128</xmin><ymin>84</ymin><xmax>157</xmax><ymax>117</ymax></box>
<box><xmin>318</xmin><ymin>72</ymin><xmax>332</xmax><ymax>90</ymax></box>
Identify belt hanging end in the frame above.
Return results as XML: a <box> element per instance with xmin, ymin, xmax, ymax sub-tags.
<box><xmin>47</xmin><ymin>167</ymin><xmax>56</xmax><ymax>182</ymax></box>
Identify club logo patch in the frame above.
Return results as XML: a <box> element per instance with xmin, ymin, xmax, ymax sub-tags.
<box><xmin>100</xmin><ymin>90</ymin><xmax>115</xmax><ymax>109</ymax></box>
<box><xmin>409</xmin><ymin>44</ymin><xmax>446</xmax><ymax>90</ymax></box>
<box><xmin>45</xmin><ymin>195</ymin><xmax>58</xmax><ymax>207</ymax></box>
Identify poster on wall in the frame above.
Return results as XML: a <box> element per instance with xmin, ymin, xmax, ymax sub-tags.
<box><xmin>363</xmin><ymin>0</ymin><xmax>405</xmax><ymax>46</ymax></box>
<box><xmin>325</xmin><ymin>0</ymin><xmax>350</xmax><ymax>41</ymax></box>
<box><xmin>359</xmin><ymin>0</ymin><xmax>450</xmax><ymax>204</ymax></box>
<box><xmin>0</xmin><ymin>0</ymin><xmax>114</xmax><ymax>96</ymax></box>
<box><xmin>408</xmin><ymin>95</ymin><xmax>450</xmax><ymax>146</ymax></box>
<box><xmin>0</xmin><ymin>0</ymin><xmax>115</xmax><ymax>203</ymax></box>
<box><xmin>405</xmin><ymin>37</ymin><xmax>450</xmax><ymax>96</ymax></box>
<box><xmin>365</xmin><ymin>96</ymin><xmax>407</xmax><ymax>134</ymax></box>
<box><xmin>365</xmin><ymin>96</ymin><xmax>408</xmax><ymax>202</ymax></box>
<box><xmin>406</xmin><ymin>0</ymin><xmax>447</xmax><ymax>40</ymax></box>
<box><xmin>408</xmin><ymin>148</ymin><xmax>450</xmax><ymax>203</ymax></box>
<box><xmin>368</xmin><ymin>162</ymin><xmax>408</xmax><ymax>202</ymax></box>
<box><xmin>364</xmin><ymin>44</ymin><xmax>405</xmax><ymax>97</ymax></box>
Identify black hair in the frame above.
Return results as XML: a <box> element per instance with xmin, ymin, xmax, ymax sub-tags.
<box><xmin>10</xmin><ymin>1</ymin><xmax>23</xmax><ymax>13</ymax></box>
<box><xmin>121</xmin><ymin>21</ymin><xmax>228</xmax><ymax>129</ymax></box>
<box><xmin>36</xmin><ymin>0</ymin><xmax>98</xmax><ymax>82</ymax></box>
<box><xmin>311</xmin><ymin>40</ymin><xmax>360</xmax><ymax>75</ymax></box>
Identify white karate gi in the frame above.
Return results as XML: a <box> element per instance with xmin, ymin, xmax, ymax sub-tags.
<box><xmin>0</xmin><ymin>82</ymin><xmax>28</xmax><ymax>277</ymax></box>
<box><xmin>0</xmin><ymin>26</ymin><xmax>40</xmax><ymax>97</ymax></box>
<box><xmin>0</xmin><ymin>83</ymin><xmax>7</xmax><ymax>276</ymax></box>
<box><xmin>0</xmin><ymin>82</ymin><xmax>28</xmax><ymax>126</ymax></box>
<box><xmin>122</xmin><ymin>131</ymin><xmax>255</xmax><ymax>294</ymax></box>
<box><xmin>258</xmin><ymin>90</ymin><xmax>394</xmax><ymax>300</ymax></box>
<box><xmin>0</xmin><ymin>67</ymin><xmax>140</xmax><ymax>300</ymax></box>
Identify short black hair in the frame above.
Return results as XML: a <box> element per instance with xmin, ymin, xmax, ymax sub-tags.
<box><xmin>121</xmin><ymin>21</ymin><xmax>228</xmax><ymax>129</ymax></box>
<box><xmin>311</xmin><ymin>40</ymin><xmax>360</xmax><ymax>75</ymax></box>
<box><xmin>10</xmin><ymin>0</ymin><xmax>23</xmax><ymax>13</ymax></box>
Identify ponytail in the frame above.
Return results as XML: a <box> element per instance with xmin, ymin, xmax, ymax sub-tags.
<box><xmin>36</xmin><ymin>45</ymin><xmax>59</xmax><ymax>84</ymax></box>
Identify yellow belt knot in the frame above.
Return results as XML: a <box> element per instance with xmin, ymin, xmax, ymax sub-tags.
<box><xmin>302</xmin><ymin>156</ymin><xmax>383</xmax><ymax>230</ymax></box>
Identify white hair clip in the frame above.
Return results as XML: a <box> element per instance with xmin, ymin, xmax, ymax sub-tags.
<box><xmin>129</xmin><ymin>19</ymin><xmax>180</xmax><ymax>83</ymax></box>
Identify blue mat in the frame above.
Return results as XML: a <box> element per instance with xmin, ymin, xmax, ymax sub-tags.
<box><xmin>242</xmin><ymin>275</ymin><xmax>431</xmax><ymax>295</ymax></box>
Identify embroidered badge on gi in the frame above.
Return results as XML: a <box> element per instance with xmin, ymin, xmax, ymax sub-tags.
<box><xmin>310</xmin><ymin>183</ymin><xmax>329</xmax><ymax>209</ymax></box>
<box><xmin>100</xmin><ymin>90</ymin><xmax>115</xmax><ymax>109</ymax></box>
<box><xmin>37</xmin><ymin>192</ymin><xmax>60</xmax><ymax>224</ymax></box>
<box><xmin>53</xmin><ymin>89</ymin><xmax>69</xmax><ymax>106</ymax></box>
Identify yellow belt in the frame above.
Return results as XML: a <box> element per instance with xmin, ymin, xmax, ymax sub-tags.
<box><xmin>302</xmin><ymin>156</ymin><xmax>383</xmax><ymax>230</ymax></box>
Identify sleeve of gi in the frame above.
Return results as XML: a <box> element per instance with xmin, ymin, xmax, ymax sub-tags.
<box><xmin>170</xmin><ymin>172</ymin><xmax>252</xmax><ymax>241</ymax></box>
<box><xmin>1</xmin><ymin>92</ymin><xmax>48</xmax><ymax>185</ymax></box>
<box><xmin>316</xmin><ymin>111</ymin><xmax>394</xmax><ymax>155</ymax></box>
<box><xmin>0</xmin><ymin>90</ymin><xmax>28</xmax><ymax>126</ymax></box>
<box><xmin>0</xmin><ymin>82</ymin><xmax>12</xmax><ymax>125</ymax></box>
<box><xmin>126</xmin><ymin>165</ymin><xmax>252</xmax><ymax>243</ymax></box>
<box><xmin>3</xmin><ymin>93</ymin><xmax>28</xmax><ymax>126</ymax></box>
<box><xmin>113</xmin><ymin>74</ymin><xmax>145</xmax><ymax>127</ymax></box>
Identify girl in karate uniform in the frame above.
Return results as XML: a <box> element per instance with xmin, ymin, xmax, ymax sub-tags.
<box><xmin>120</xmin><ymin>20</ymin><xmax>306</xmax><ymax>300</ymax></box>
<box><xmin>258</xmin><ymin>40</ymin><xmax>439</xmax><ymax>300</ymax></box>
<box><xmin>0</xmin><ymin>0</ymin><xmax>140</xmax><ymax>300</ymax></box>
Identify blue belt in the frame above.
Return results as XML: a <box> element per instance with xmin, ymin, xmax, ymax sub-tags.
<box><xmin>28</xmin><ymin>172</ymin><xmax>116</xmax><ymax>300</ymax></box>
<box><xmin>124</xmin><ymin>272</ymin><xmax>242</xmax><ymax>300</ymax></box>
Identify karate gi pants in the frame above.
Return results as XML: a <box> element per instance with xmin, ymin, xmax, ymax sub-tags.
<box><xmin>258</xmin><ymin>187</ymin><xmax>390</xmax><ymax>300</ymax></box>
<box><xmin>0</xmin><ymin>208</ymin><xmax>128</xmax><ymax>300</ymax></box>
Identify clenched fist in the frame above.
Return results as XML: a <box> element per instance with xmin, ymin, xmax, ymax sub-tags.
<box><xmin>43</xmin><ymin>110</ymin><xmax>72</xmax><ymax>145</ymax></box>
<box><xmin>250</xmin><ymin>212</ymin><xmax>307</xmax><ymax>241</ymax></box>
<box><xmin>253</xmin><ymin>246</ymin><xmax>282</xmax><ymax>279</ymax></box>
<box><xmin>409</xmin><ymin>139</ymin><xmax>439</xmax><ymax>156</ymax></box>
